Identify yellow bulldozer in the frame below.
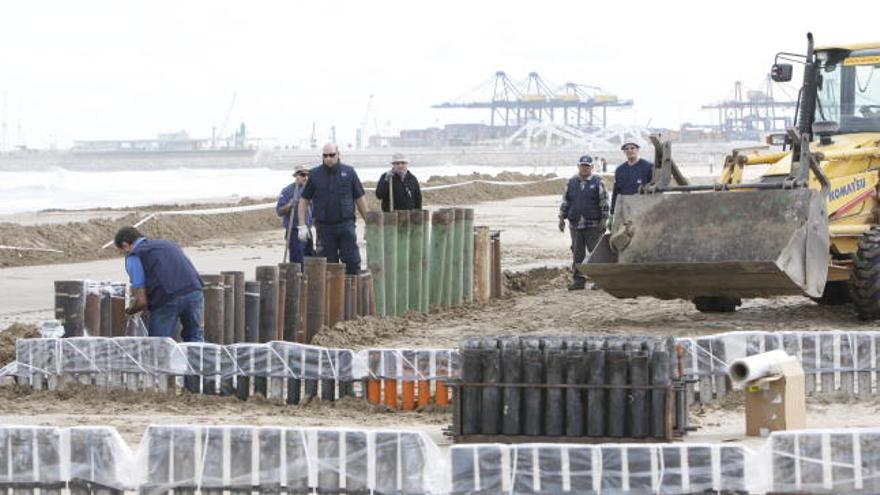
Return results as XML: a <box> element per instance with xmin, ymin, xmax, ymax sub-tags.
<box><xmin>583</xmin><ymin>34</ymin><xmax>880</xmax><ymax>319</ymax></box>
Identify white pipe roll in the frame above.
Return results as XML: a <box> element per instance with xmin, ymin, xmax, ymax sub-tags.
<box><xmin>728</xmin><ymin>350</ymin><xmax>795</xmax><ymax>385</ymax></box>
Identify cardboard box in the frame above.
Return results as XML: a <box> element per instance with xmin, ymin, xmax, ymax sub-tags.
<box><xmin>745</xmin><ymin>358</ymin><xmax>806</xmax><ymax>437</ymax></box>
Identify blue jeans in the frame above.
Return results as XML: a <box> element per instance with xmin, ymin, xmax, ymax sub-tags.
<box><xmin>148</xmin><ymin>290</ymin><xmax>205</xmax><ymax>342</ymax></box>
<box><xmin>315</xmin><ymin>220</ymin><xmax>361</xmax><ymax>275</ymax></box>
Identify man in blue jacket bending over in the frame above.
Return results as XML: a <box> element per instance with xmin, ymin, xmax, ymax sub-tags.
<box><xmin>114</xmin><ymin>226</ymin><xmax>204</xmax><ymax>342</ymax></box>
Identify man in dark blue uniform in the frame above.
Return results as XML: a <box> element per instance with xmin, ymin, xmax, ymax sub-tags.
<box><xmin>559</xmin><ymin>155</ymin><xmax>609</xmax><ymax>290</ymax></box>
<box><xmin>609</xmin><ymin>141</ymin><xmax>654</xmax><ymax>228</ymax></box>
<box><xmin>114</xmin><ymin>226</ymin><xmax>204</xmax><ymax>341</ymax></box>
<box><xmin>297</xmin><ymin>143</ymin><xmax>368</xmax><ymax>275</ymax></box>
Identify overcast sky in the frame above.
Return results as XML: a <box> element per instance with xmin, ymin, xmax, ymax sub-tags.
<box><xmin>0</xmin><ymin>0</ymin><xmax>875</xmax><ymax>149</ymax></box>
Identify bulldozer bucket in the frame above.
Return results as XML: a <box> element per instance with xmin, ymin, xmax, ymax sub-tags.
<box><xmin>582</xmin><ymin>188</ymin><xmax>830</xmax><ymax>299</ymax></box>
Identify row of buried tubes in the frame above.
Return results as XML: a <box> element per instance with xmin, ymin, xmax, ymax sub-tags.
<box><xmin>52</xmin><ymin>207</ymin><xmax>503</xmax><ymax>409</ymax></box>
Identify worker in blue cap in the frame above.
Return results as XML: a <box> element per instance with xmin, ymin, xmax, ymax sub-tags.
<box><xmin>559</xmin><ymin>154</ymin><xmax>609</xmax><ymax>290</ymax></box>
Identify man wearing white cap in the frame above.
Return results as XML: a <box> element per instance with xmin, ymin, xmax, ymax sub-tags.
<box><xmin>375</xmin><ymin>153</ymin><xmax>422</xmax><ymax>212</ymax></box>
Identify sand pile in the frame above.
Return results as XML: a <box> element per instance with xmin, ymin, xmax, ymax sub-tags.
<box><xmin>0</xmin><ymin>323</ymin><xmax>39</xmax><ymax>367</ymax></box>
<box><xmin>1</xmin><ymin>174</ymin><xmax>570</xmax><ymax>269</ymax></box>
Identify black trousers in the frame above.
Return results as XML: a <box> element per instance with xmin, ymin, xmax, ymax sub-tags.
<box><xmin>570</xmin><ymin>226</ymin><xmax>604</xmax><ymax>281</ymax></box>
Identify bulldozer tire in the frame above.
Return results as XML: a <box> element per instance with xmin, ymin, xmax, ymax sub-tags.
<box><xmin>693</xmin><ymin>296</ymin><xmax>742</xmax><ymax>313</ymax></box>
<box><xmin>851</xmin><ymin>227</ymin><xmax>880</xmax><ymax>320</ymax></box>
<box><xmin>811</xmin><ymin>281</ymin><xmax>852</xmax><ymax>306</ymax></box>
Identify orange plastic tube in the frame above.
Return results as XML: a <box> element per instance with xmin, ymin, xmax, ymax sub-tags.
<box><xmin>417</xmin><ymin>380</ymin><xmax>431</xmax><ymax>407</ymax></box>
<box><xmin>366</xmin><ymin>380</ymin><xmax>381</xmax><ymax>404</ymax></box>
<box><xmin>384</xmin><ymin>379</ymin><xmax>398</xmax><ymax>408</ymax></box>
<box><xmin>435</xmin><ymin>380</ymin><xmax>449</xmax><ymax>406</ymax></box>
<box><xmin>402</xmin><ymin>380</ymin><xmax>415</xmax><ymax>411</ymax></box>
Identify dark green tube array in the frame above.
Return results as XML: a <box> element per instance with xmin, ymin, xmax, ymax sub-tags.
<box><xmin>396</xmin><ymin>211</ymin><xmax>410</xmax><ymax>315</ymax></box>
<box><xmin>365</xmin><ymin>211</ymin><xmax>386</xmax><ymax>317</ymax></box>
<box><xmin>382</xmin><ymin>212</ymin><xmax>398</xmax><ymax>316</ymax></box>
<box><xmin>420</xmin><ymin>210</ymin><xmax>431</xmax><ymax>313</ymax></box>
<box><xmin>458</xmin><ymin>335</ymin><xmax>673</xmax><ymax>439</ymax></box>
<box><xmin>408</xmin><ymin>210</ymin><xmax>424</xmax><ymax>313</ymax></box>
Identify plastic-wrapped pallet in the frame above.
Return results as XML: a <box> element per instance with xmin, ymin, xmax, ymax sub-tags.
<box><xmin>765</xmin><ymin>428</ymin><xmax>880</xmax><ymax>493</ymax></box>
<box><xmin>136</xmin><ymin>425</ymin><xmax>443</xmax><ymax>494</ymax></box>
<box><xmin>449</xmin><ymin>442</ymin><xmax>751</xmax><ymax>494</ymax></box>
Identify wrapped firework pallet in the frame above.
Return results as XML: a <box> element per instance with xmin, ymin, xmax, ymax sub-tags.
<box><xmin>449</xmin><ymin>335</ymin><xmax>684</xmax><ymax>443</ymax></box>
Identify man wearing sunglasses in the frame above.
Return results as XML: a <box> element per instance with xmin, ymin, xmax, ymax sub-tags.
<box><xmin>276</xmin><ymin>164</ymin><xmax>314</xmax><ymax>264</ymax></box>
<box><xmin>375</xmin><ymin>153</ymin><xmax>422</xmax><ymax>212</ymax></box>
<box><xmin>559</xmin><ymin>154</ymin><xmax>609</xmax><ymax>290</ymax></box>
<box><xmin>609</xmin><ymin>141</ymin><xmax>653</xmax><ymax>229</ymax></box>
<box><xmin>297</xmin><ymin>143</ymin><xmax>368</xmax><ymax>275</ymax></box>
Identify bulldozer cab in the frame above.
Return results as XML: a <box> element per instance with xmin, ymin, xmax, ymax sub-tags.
<box><xmin>583</xmin><ymin>35</ymin><xmax>880</xmax><ymax>314</ymax></box>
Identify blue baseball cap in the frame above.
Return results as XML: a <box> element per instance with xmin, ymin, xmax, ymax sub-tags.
<box><xmin>578</xmin><ymin>155</ymin><xmax>594</xmax><ymax>165</ymax></box>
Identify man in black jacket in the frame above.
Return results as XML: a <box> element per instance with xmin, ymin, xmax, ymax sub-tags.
<box><xmin>375</xmin><ymin>153</ymin><xmax>422</xmax><ymax>212</ymax></box>
<box><xmin>559</xmin><ymin>155</ymin><xmax>609</xmax><ymax>290</ymax></box>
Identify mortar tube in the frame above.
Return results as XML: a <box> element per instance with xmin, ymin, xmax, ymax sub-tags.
<box><xmin>201</xmin><ymin>275</ymin><xmax>225</xmax><ymax>344</ymax></box>
<box><xmin>428</xmin><ymin>210</ymin><xmax>450</xmax><ymax>309</ymax></box>
<box><xmin>382</xmin><ymin>211</ymin><xmax>398</xmax><ymax>316</ymax></box>
<box><xmin>280</xmin><ymin>264</ymin><xmax>301</xmax><ymax>342</ymax></box>
<box><xmin>221</xmin><ymin>272</ymin><xmax>236</xmax><ymax>344</ymax></box>
<box><xmin>500</xmin><ymin>337</ymin><xmax>523</xmax><ymax>435</ymax></box>
<box><xmin>110</xmin><ymin>296</ymin><xmax>126</xmax><ymax>337</ymax></box>
<box><xmin>99</xmin><ymin>293</ymin><xmax>113</xmax><ymax>338</ymax></box>
<box><xmin>244</xmin><ymin>280</ymin><xmax>262</xmax><ymax>395</ymax></box>
<box><xmin>324</xmin><ymin>270</ymin><xmax>330</xmax><ymax>328</ymax></box>
<box><xmin>435</xmin><ymin>350</ymin><xmax>450</xmax><ymax>406</ymax></box>
<box><xmin>383</xmin><ymin>349</ymin><xmax>398</xmax><ymax>409</ymax></box>
<box><xmin>364</xmin><ymin>211</ymin><xmax>386</xmax><ymax>316</ymax></box>
<box><xmin>366</xmin><ymin>349</ymin><xmax>382</xmax><ymax>404</ymax></box>
<box><xmin>491</xmin><ymin>232</ymin><xmax>502</xmax><ymax>298</ymax></box>
<box><xmin>326</xmin><ymin>263</ymin><xmax>346</xmax><ymax>327</ymax></box>
<box><xmin>396</xmin><ymin>210</ymin><xmax>410</xmax><ymax>314</ymax></box>
<box><xmin>344</xmin><ymin>431</ymin><xmax>368</xmax><ymax>493</ymax></box>
<box><xmin>651</xmin><ymin>343</ymin><xmax>671</xmax><ymax>438</ymax></box>
<box><xmin>416</xmin><ymin>350</ymin><xmax>432</xmax><ymax>408</ymax></box>
<box><xmin>303</xmin><ymin>345</ymin><xmax>318</xmax><ymax>399</ymax></box>
<box><xmin>220</xmin><ymin>273</ymin><xmax>235</xmax><ymax>393</ymax></box>
<box><xmin>343</xmin><ymin>275</ymin><xmax>354</xmax><ymax>320</ymax></box>
<box><xmin>228</xmin><ymin>271</ymin><xmax>246</xmax><ymax>343</ymax></box>
<box><xmin>543</xmin><ymin>337</ymin><xmax>565</xmax><ymax>436</ymax></box>
<box><xmin>460</xmin><ymin>337</ymin><xmax>483</xmax><ymax>434</ymax></box>
<box><xmin>275</xmin><ymin>265</ymin><xmax>287</xmax><ymax>341</ymax></box>
<box><xmin>473</xmin><ymin>226</ymin><xmax>491</xmax><ymax>303</ymax></box>
<box><xmin>564</xmin><ymin>338</ymin><xmax>586</xmax><ymax>437</ymax></box>
<box><xmin>442</xmin><ymin>209</ymin><xmax>455</xmax><ymax>307</ymax></box>
<box><xmin>629</xmin><ymin>351</ymin><xmax>649</xmax><ymax>438</ymax></box>
<box><xmin>401</xmin><ymin>349</ymin><xmax>416</xmax><ymax>411</ymax></box>
<box><xmin>303</xmin><ymin>257</ymin><xmax>326</xmax><ymax>343</ymax></box>
<box><xmin>255</xmin><ymin>266</ymin><xmax>279</xmax><ymax>345</ymax></box>
<box><xmin>586</xmin><ymin>339</ymin><xmax>605</xmax><ymax>436</ymax></box>
<box><xmin>450</xmin><ymin>208</ymin><xmax>465</xmax><ymax>305</ymax></box>
<box><xmin>522</xmin><ymin>337</ymin><xmax>543</xmax><ymax>435</ymax></box>
<box><xmin>286</xmin><ymin>345</ymin><xmax>301</xmax><ymax>405</ymax></box>
<box><xmin>606</xmin><ymin>342</ymin><xmax>628</xmax><ymax>437</ymax></box>
<box><xmin>55</xmin><ymin>280</ymin><xmax>85</xmax><ymax>337</ymax></box>
<box><xmin>84</xmin><ymin>292</ymin><xmax>101</xmax><ymax>337</ymax></box>
<box><xmin>298</xmin><ymin>274</ymin><xmax>308</xmax><ymax>342</ymax></box>
<box><xmin>480</xmin><ymin>337</ymin><xmax>501</xmax><ymax>435</ymax></box>
<box><xmin>420</xmin><ymin>210</ymin><xmax>431</xmax><ymax>312</ymax></box>
<box><xmin>320</xmin><ymin>349</ymin><xmax>337</xmax><ymax>401</ymax></box>
<box><xmin>463</xmin><ymin>208</ymin><xmax>475</xmax><ymax>303</ymax></box>
<box><xmin>409</xmin><ymin>209</ymin><xmax>424</xmax><ymax>312</ymax></box>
